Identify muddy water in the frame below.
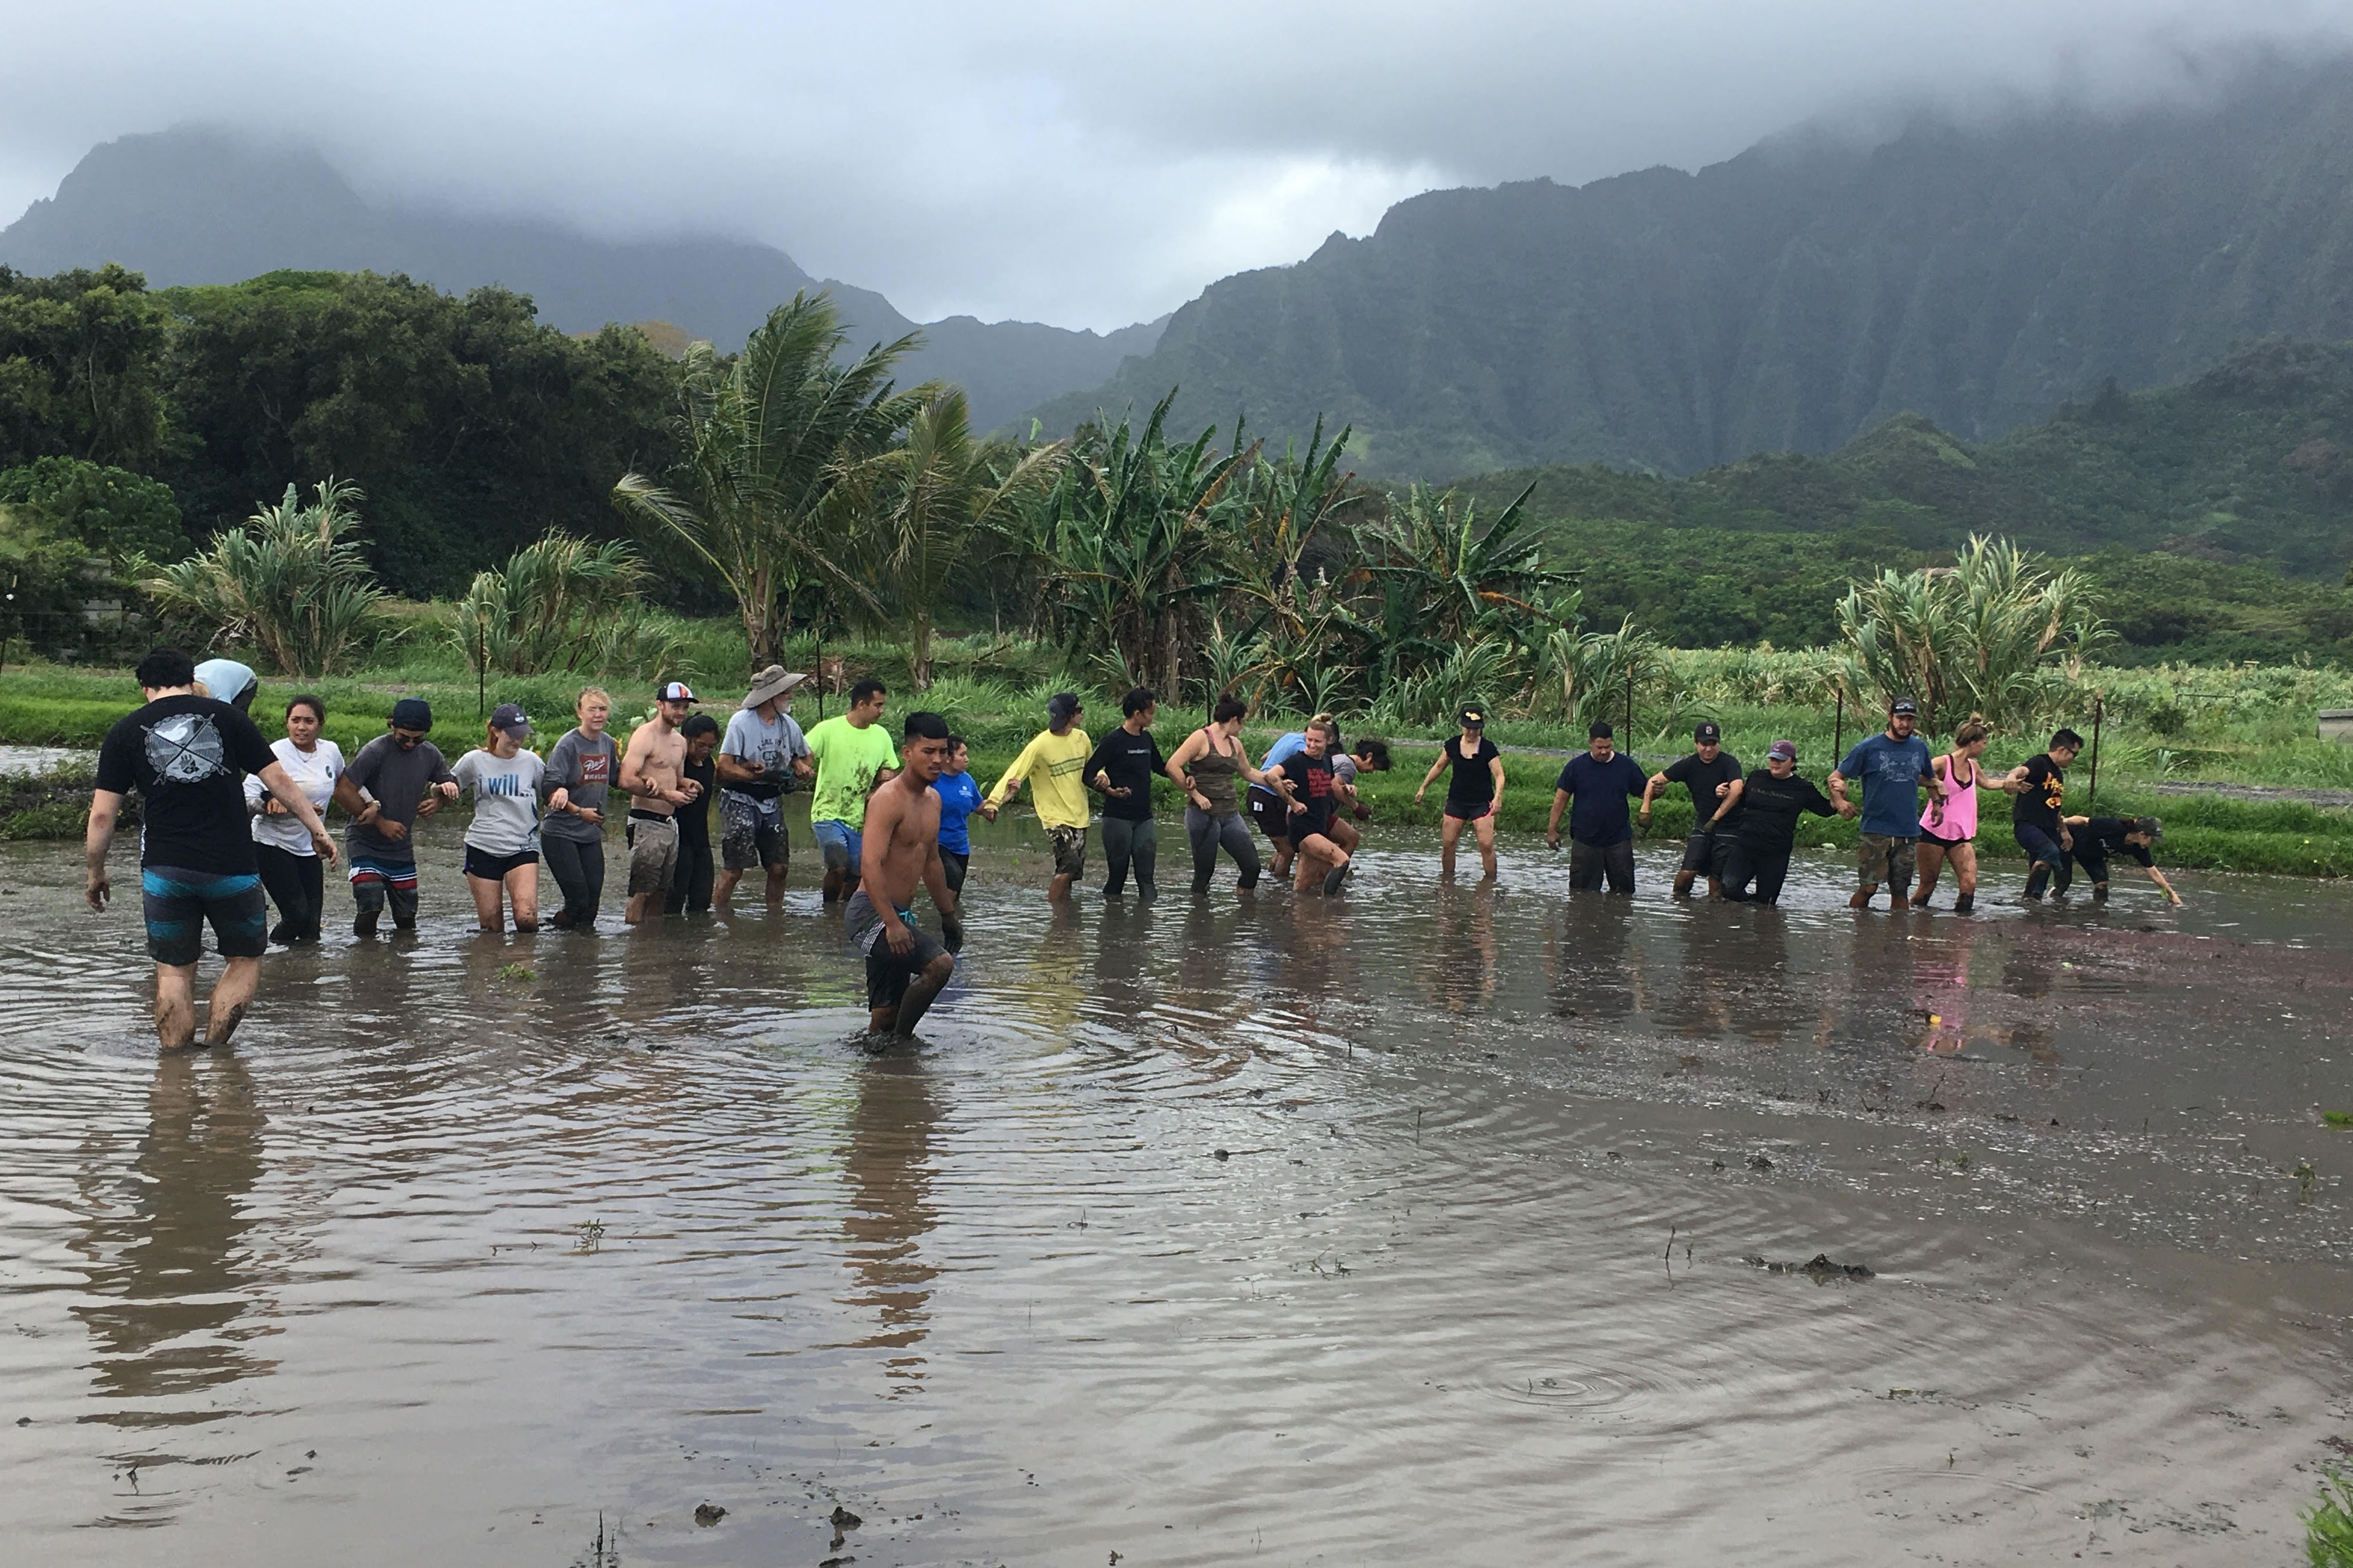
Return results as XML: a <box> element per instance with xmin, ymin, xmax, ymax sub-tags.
<box><xmin>2</xmin><ymin>828</ymin><xmax>2348</xmax><ymax>1566</ymax></box>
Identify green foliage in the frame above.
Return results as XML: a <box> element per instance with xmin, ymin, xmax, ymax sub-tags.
<box><xmin>2308</xmin><ymin>1466</ymin><xmax>2353</xmax><ymax>1567</ymax></box>
<box><xmin>0</xmin><ymin>264</ymin><xmax>169</xmax><ymax>471</ymax></box>
<box><xmin>140</xmin><ymin>477</ymin><xmax>389</xmax><ymax>675</ymax></box>
<box><xmin>0</xmin><ymin>456</ymin><xmax>185</xmax><ymax>562</ymax></box>
<box><xmin>1834</xmin><ymin>536</ymin><xmax>2108</xmax><ymax>733</ymax></box>
<box><xmin>452</xmin><ymin>533</ymin><xmax>685</xmax><ymax>679</ymax></box>
<box><xmin>853</xmin><ymin>388</ymin><xmax>1066</xmax><ymax>689</ymax></box>
<box><xmin>159</xmin><ymin>270</ymin><xmax>682</xmax><ymax>594</ymax></box>
<box><xmin>1357</xmin><ymin>482</ymin><xmax>1581</xmax><ymax>704</ymax></box>
<box><xmin>614</xmin><ymin>291</ymin><xmax>927</xmax><ymax>667</ymax></box>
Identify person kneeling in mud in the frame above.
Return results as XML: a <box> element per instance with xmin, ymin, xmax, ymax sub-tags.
<box><xmin>2064</xmin><ymin>813</ymin><xmax>2183</xmax><ymax>906</ymax></box>
<box><xmin>846</xmin><ymin>711</ymin><xmax>963</xmax><ymax>1037</ymax></box>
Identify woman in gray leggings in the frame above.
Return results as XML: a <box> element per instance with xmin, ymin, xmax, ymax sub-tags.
<box><xmin>1165</xmin><ymin>696</ymin><xmax>1288</xmax><ymax>895</ymax></box>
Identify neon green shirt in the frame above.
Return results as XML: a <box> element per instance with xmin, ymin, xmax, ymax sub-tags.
<box><xmin>804</xmin><ymin>715</ymin><xmax>898</xmax><ymax>830</ymax></box>
<box><xmin>988</xmin><ymin>727</ymin><xmax>1092</xmax><ymax>830</ymax></box>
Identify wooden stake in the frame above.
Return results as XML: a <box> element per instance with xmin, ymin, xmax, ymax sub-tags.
<box><xmin>2088</xmin><ymin>696</ymin><xmax>2104</xmax><ymax>809</ymax></box>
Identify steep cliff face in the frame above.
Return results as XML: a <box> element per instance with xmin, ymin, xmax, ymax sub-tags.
<box><xmin>1029</xmin><ymin>61</ymin><xmax>2353</xmax><ymax>477</ymax></box>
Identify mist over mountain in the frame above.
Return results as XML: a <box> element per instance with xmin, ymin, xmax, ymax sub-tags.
<box><xmin>0</xmin><ymin>128</ymin><xmax>1162</xmax><ymax>431</ymax></box>
<box><xmin>1028</xmin><ymin>58</ymin><xmax>2353</xmax><ymax>479</ymax></box>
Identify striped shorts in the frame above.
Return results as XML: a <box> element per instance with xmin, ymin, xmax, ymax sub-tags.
<box><xmin>140</xmin><ymin>866</ymin><xmax>268</xmax><ymax>966</ymax></box>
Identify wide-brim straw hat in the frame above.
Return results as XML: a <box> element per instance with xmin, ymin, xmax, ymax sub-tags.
<box><xmin>742</xmin><ymin>665</ymin><xmax>811</xmax><ymax>710</ymax></box>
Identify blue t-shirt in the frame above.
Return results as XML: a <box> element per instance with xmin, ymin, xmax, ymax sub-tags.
<box><xmin>936</xmin><ymin>770</ymin><xmax>983</xmax><ymax>855</ymax></box>
<box><xmin>1837</xmin><ymin>732</ymin><xmax>1935</xmax><ymax>837</ymax></box>
<box><xmin>1247</xmin><ymin>732</ymin><xmax>1310</xmax><ymax>799</ymax></box>
<box><xmin>1552</xmin><ymin>751</ymin><xmax>1647</xmax><ymax>846</ymax></box>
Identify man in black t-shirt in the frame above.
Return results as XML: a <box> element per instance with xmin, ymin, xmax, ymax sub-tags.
<box><xmin>1641</xmin><ymin>721</ymin><xmax>1743</xmax><ymax>898</ymax></box>
<box><xmin>87</xmin><ymin>648</ymin><xmax>339</xmax><ymax>1051</ymax></box>
<box><xmin>2064</xmin><ymin>813</ymin><xmax>2182</xmax><ymax>906</ymax></box>
<box><xmin>1999</xmin><ymin>729</ymin><xmax>2082</xmax><ymax>901</ymax></box>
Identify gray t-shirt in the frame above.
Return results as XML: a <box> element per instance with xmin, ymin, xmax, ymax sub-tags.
<box><xmin>542</xmin><ymin>728</ymin><xmax>619</xmax><ymax>844</ymax></box>
<box><xmin>453</xmin><ymin>748</ymin><xmax>546</xmax><ymax>856</ymax></box>
<box><xmin>719</xmin><ymin>707</ymin><xmax>810</xmax><ymax>812</ymax></box>
<box><xmin>343</xmin><ymin>734</ymin><xmax>456</xmax><ymax>865</ymax></box>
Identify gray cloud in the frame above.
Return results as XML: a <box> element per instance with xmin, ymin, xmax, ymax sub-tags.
<box><xmin>4</xmin><ymin>1</ymin><xmax>2349</xmax><ymax>329</ymax></box>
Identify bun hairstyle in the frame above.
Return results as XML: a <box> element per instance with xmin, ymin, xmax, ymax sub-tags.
<box><xmin>1212</xmin><ymin>696</ymin><xmax>1248</xmax><ymax>725</ymax></box>
<box><xmin>1953</xmin><ymin>716</ymin><xmax>1990</xmax><ymax>748</ymax></box>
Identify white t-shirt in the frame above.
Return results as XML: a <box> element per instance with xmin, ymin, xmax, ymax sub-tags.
<box><xmin>245</xmin><ymin>736</ymin><xmax>345</xmax><ymax>855</ymax></box>
<box><xmin>719</xmin><ymin>707</ymin><xmax>810</xmax><ymax>813</ymax></box>
<box><xmin>452</xmin><ymin>748</ymin><xmax>547</xmax><ymax>855</ymax></box>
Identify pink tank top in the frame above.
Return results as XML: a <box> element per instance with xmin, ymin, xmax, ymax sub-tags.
<box><xmin>1921</xmin><ymin>755</ymin><xmax>1979</xmax><ymax>840</ymax></box>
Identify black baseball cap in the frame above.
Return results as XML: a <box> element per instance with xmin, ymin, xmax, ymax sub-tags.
<box><xmin>1694</xmin><ymin>721</ymin><xmax>1721</xmax><ymax>743</ymax></box>
<box><xmin>1459</xmin><ymin>707</ymin><xmax>1486</xmax><ymax>728</ymax></box>
<box><xmin>390</xmin><ymin>697</ymin><xmax>433</xmax><ymax>731</ymax></box>
<box><xmin>491</xmin><ymin>702</ymin><xmax>533</xmax><ymax>739</ymax></box>
<box><xmin>1889</xmin><ymin>697</ymin><xmax>1919</xmax><ymax>716</ymax></box>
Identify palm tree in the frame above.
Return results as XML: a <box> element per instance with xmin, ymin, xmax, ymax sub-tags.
<box><xmin>140</xmin><ymin>477</ymin><xmax>386</xmax><ymax>675</ymax></box>
<box><xmin>859</xmin><ymin>389</ymin><xmax>1066</xmax><ymax>690</ymax></box>
<box><xmin>613</xmin><ymin>291</ymin><xmax>929</xmax><ymax>667</ymax></box>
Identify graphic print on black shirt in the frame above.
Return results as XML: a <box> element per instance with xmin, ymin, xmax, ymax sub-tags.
<box><xmin>1278</xmin><ymin>751</ymin><xmax>1335</xmax><ymax>838</ymax></box>
<box><xmin>2014</xmin><ymin>755</ymin><xmax>2066</xmax><ymax>839</ymax></box>
<box><xmin>95</xmin><ymin>695</ymin><xmax>279</xmax><ymax>874</ymax></box>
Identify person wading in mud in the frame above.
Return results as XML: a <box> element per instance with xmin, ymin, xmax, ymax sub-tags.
<box><xmin>1829</xmin><ymin>698</ymin><xmax>1944</xmax><ymax>912</ymax></box>
<box><xmin>1165</xmin><ymin>696</ymin><xmax>1292</xmax><ymax>895</ymax></box>
<box><xmin>1085</xmin><ymin>686</ymin><xmax>1166</xmax><ymax>901</ymax></box>
<box><xmin>1911</xmin><ymin>718</ymin><xmax>1990</xmax><ymax>912</ymax></box>
<box><xmin>1277</xmin><ymin>717</ymin><xmax>1352</xmax><ymax>895</ymax></box>
<box><xmin>715</xmin><ymin>665</ymin><xmax>813</xmax><ymax>912</ymax></box>
<box><xmin>1713</xmin><ymin>739</ymin><xmax>1838</xmax><ymax>904</ymax></box>
<box><xmin>1416</xmin><ymin>706</ymin><xmax>1505</xmax><ymax>881</ymax></box>
<box><xmin>981</xmin><ymin>691</ymin><xmax>1092</xmax><ymax>905</ymax></box>
<box><xmin>86</xmin><ymin>647</ymin><xmax>341</xmax><ymax>1052</ymax></box>
<box><xmin>2063</xmin><ymin>812</ymin><xmax>2183</xmax><ymax>906</ymax></box>
<box><xmin>617</xmin><ymin>682</ymin><xmax>703</xmax><ymax>926</ymax></box>
<box><xmin>846</xmin><ymin>711</ymin><xmax>963</xmax><ymax>1037</ymax></box>
<box><xmin>1642</xmin><ymin>721</ymin><xmax>1742</xmax><ymax>899</ymax></box>
<box><xmin>1547</xmin><ymin>722</ymin><xmax>1647</xmax><ymax>893</ymax></box>
<box><xmin>804</xmin><ymin>678</ymin><xmax>899</xmax><ymax>906</ymax></box>
<box><xmin>334</xmin><ymin>697</ymin><xmax>458</xmax><ymax>936</ymax></box>
<box><xmin>2000</xmin><ymin>728</ymin><xmax>2082</xmax><ymax>902</ymax></box>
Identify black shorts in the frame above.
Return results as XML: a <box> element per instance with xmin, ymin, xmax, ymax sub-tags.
<box><xmin>1444</xmin><ymin>798</ymin><xmax>1495</xmax><ymax>822</ymax></box>
<box><xmin>1918</xmin><ymin>826</ymin><xmax>1970</xmax><ymax>849</ymax></box>
<box><xmin>140</xmin><ymin>866</ymin><xmax>268</xmax><ymax>966</ymax></box>
<box><xmin>1247</xmin><ymin>788</ymin><xmax>1291</xmax><ymax>843</ymax></box>
<box><xmin>846</xmin><ymin>891</ymin><xmax>950</xmax><ymax>1011</ymax></box>
<box><xmin>1679</xmin><ymin>829</ymin><xmax>1726</xmax><ymax>874</ymax></box>
<box><xmin>464</xmin><ymin>844</ymin><xmax>540</xmax><ymax>881</ymax></box>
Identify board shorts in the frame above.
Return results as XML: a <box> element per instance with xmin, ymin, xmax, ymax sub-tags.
<box><xmin>140</xmin><ymin>865</ymin><xmax>268</xmax><ymax>966</ymax></box>
<box><xmin>346</xmin><ymin>854</ymin><xmax>419</xmax><ymax>892</ymax></box>
<box><xmin>1443</xmin><ymin>798</ymin><xmax>1495</xmax><ymax>823</ymax></box>
<box><xmin>1679</xmin><ymin>828</ymin><xmax>1730</xmax><ymax>874</ymax></box>
<box><xmin>719</xmin><ymin>793</ymin><xmax>788</xmax><ymax>872</ymax></box>
<box><xmin>1047</xmin><ymin>823</ymin><xmax>1087</xmax><ymax>878</ymax></box>
<box><xmin>845</xmin><ymin>889</ymin><xmax>951</xmax><ymax>1012</ymax></box>
<box><xmin>1245</xmin><ymin>787</ymin><xmax>1291</xmax><ymax>843</ymax></box>
<box><xmin>626</xmin><ymin>813</ymin><xmax>681</xmax><ymax>896</ymax></box>
<box><xmin>1858</xmin><ymin>832</ymin><xmax>1917</xmax><ymax>886</ymax></box>
<box><xmin>464</xmin><ymin>844</ymin><xmax>539</xmax><ymax>881</ymax></box>
<box><xmin>811</xmin><ymin>818</ymin><xmax>862</xmax><ymax>876</ymax></box>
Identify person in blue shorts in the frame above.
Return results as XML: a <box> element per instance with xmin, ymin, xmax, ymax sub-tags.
<box><xmin>85</xmin><ymin>648</ymin><xmax>340</xmax><ymax>1051</ymax></box>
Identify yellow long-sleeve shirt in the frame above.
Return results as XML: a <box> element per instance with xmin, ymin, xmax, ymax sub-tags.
<box><xmin>988</xmin><ymin>727</ymin><xmax>1092</xmax><ymax>830</ymax></box>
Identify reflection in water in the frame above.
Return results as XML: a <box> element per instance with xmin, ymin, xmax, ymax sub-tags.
<box><xmin>837</xmin><ymin>1048</ymin><xmax>942</xmax><ymax>1395</ymax></box>
<box><xmin>72</xmin><ymin>1052</ymin><xmax>272</xmax><ymax>1420</ymax></box>
<box><xmin>1545</xmin><ymin>896</ymin><xmax>1646</xmax><ymax>1025</ymax></box>
<box><xmin>1426</xmin><ymin>883</ymin><xmax>1498</xmax><ymax>1016</ymax></box>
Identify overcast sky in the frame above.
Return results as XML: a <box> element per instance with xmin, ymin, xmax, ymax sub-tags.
<box><xmin>4</xmin><ymin>2</ymin><xmax>2349</xmax><ymax>331</ymax></box>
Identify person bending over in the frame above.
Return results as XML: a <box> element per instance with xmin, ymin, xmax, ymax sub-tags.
<box><xmin>847</xmin><ymin>711</ymin><xmax>962</xmax><ymax>1037</ymax></box>
<box><xmin>2064</xmin><ymin>813</ymin><xmax>2182</xmax><ymax>906</ymax></box>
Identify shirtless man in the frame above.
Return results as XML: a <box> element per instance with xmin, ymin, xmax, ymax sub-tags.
<box><xmin>845</xmin><ymin>711</ymin><xmax>960</xmax><ymax>1037</ymax></box>
<box><xmin>618</xmin><ymin>682</ymin><xmax>703</xmax><ymax>924</ymax></box>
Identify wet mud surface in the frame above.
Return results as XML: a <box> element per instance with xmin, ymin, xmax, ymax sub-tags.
<box><xmin>1</xmin><ymin>829</ymin><xmax>2348</xmax><ymax>1564</ymax></box>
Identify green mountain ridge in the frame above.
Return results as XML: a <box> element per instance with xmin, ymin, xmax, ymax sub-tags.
<box><xmin>1027</xmin><ymin>60</ymin><xmax>2353</xmax><ymax>478</ymax></box>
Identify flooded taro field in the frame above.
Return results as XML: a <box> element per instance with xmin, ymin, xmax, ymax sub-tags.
<box><xmin>2</xmin><ymin>822</ymin><xmax>2349</xmax><ymax>1566</ymax></box>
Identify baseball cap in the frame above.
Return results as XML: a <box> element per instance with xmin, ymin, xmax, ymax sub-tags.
<box><xmin>1694</xmin><ymin>721</ymin><xmax>1722</xmax><ymax>743</ymax></box>
<box><xmin>1459</xmin><ymin>706</ymin><xmax>1486</xmax><ymax>727</ymax></box>
<box><xmin>390</xmin><ymin>697</ymin><xmax>433</xmax><ymax>731</ymax></box>
<box><xmin>1047</xmin><ymin>691</ymin><xmax>1082</xmax><ymax>725</ymax></box>
<box><xmin>1767</xmin><ymin>739</ymin><xmax>1798</xmax><ymax>762</ymax></box>
<box><xmin>1889</xmin><ymin>697</ymin><xmax>1919</xmax><ymax>716</ymax></box>
<box><xmin>491</xmin><ymin>702</ymin><xmax>533</xmax><ymax>739</ymax></box>
<box><xmin>657</xmin><ymin>681</ymin><xmax>697</xmax><ymax>703</ymax></box>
